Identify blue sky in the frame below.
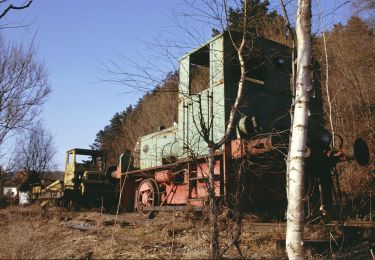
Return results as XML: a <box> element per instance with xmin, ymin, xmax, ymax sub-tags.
<box><xmin>1</xmin><ymin>0</ymin><xmax>352</xmax><ymax>170</ymax></box>
<box><xmin>2</xmin><ymin>0</ymin><xmax>194</xmax><ymax>170</ymax></box>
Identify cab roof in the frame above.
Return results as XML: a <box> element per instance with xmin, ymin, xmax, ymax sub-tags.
<box><xmin>66</xmin><ymin>148</ymin><xmax>104</xmax><ymax>156</ymax></box>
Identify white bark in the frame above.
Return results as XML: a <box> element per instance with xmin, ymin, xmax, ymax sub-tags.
<box><xmin>286</xmin><ymin>0</ymin><xmax>312</xmax><ymax>259</ymax></box>
<box><xmin>322</xmin><ymin>31</ymin><xmax>335</xmax><ymax>146</ymax></box>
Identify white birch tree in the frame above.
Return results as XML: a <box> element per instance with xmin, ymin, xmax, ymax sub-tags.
<box><xmin>286</xmin><ymin>0</ymin><xmax>312</xmax><ymax>259</ymax></box>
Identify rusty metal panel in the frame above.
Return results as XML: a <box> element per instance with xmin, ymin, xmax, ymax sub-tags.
<box><xmin>196</xmin><ymin>179</ymin><xmax>220</xmax><ymax>198</ymax></box>
<box><xmin>165</xmin><ymin>184</ymin><xmax>189</xmax><ymax>204</ymax></box>
<box><xmin>197</xmin><ymin>161</ymin><xmax>221</xmax><ymax>179</ymax></box>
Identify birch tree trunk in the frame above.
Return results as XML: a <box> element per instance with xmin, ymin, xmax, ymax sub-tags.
<box><xmin>286</xmin><ymin>0</ymin><xmax>312</xmax><ymax>259</ymax></box>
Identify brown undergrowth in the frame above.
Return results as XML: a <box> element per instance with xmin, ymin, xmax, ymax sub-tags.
<box><xmin>0</xmin><ymin>205</ymin><xmax>288</xmax><ymax>259</ymax></box>
<box><xmin>1</xmin><ymin>205</ymin><xmax>373</xmax><ymax>259</ymax></box>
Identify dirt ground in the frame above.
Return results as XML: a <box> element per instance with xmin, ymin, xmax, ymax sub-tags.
<box><xmin>0</xmin><ymin>205</ymin><xmax>373</xmax><ymax>259</ymax></box>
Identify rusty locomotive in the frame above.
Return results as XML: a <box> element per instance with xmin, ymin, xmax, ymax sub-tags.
<box><xmin>30</xmin><ymin>32</ymin><xmax>370</xmax><ymax>218</ymax></box>
<box><xmin>102</xmin><ymin>32</ymin><xmax>371</xmax><ymax>220</ymax></box>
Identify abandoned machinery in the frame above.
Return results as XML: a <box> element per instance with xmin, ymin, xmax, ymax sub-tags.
<box><xmin>31</xmin><ymin>33</ymin><xmax>373</xmax><ymax>243</ymax></box>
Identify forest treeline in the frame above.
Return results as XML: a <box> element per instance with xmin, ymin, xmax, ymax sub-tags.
<box><xmin>91</xmin><ymin>1</ymin><xmax>290</xmax><ymax>165</ymax></box>
<box><xmin>92</xmin><ymin>2</ymin><xmax>374</xmax><ymax>198</ymax></box>
<box><xmin>315</xmin><ymin>16</ymin><xmax>375</xmax><ymax>202</ymax></box>
<box><xmin>91</xmin><ymin>72</ymin><xmax>179</xmax><ymax>165</ymax></box>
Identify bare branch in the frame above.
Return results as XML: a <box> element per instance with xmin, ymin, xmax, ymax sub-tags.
<box><xmin>10</xmin><ymin>123</ymin><xmax>56</xmax><ymax>178</ymax></box>
<box><xmin>0</xmin><ymin>34</ymin><xmax>51</xmax><ymax>149</ymax></box>
<box><xmin>0</xmin><ymin>0</ymin><xmax>33</xmax><ymax>20</ymax></box>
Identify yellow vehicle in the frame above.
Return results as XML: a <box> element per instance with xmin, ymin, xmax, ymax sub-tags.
<box><xmin>31</xmin><ymin>148</ymin><xmax>118</xmax><ymax>210</ymax></box>
<box><xmin>31</xmin><ymin>180</ymin><xmax>64</xmax><ymax>204</ymax></box>
<box><xmin>63</xmin><ymin>148</ymin><xmax>117</xmax><ymax>209</ymax></box>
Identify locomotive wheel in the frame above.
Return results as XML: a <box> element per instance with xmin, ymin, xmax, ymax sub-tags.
<box><xmin>136</xmin><ymin>178</ymin><xmax>159</xmax><ymax>219</ymax></box>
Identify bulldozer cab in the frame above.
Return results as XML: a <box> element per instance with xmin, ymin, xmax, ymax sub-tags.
<box><xmin>64</xmin><ymin>148</ymin><xmax>106</xmax><ymax>191</ymax></box>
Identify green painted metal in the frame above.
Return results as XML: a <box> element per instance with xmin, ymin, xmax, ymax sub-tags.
<box><xmin>177</xmin><ymin>35</ymin><xmax>226</xmax><ymax>158</ymax></box>
<box><xmin>140</xmin><ymin>125</ymin><xmax>179</xmax><ymax>169</ymax></box>
<box><xmin>179</xmin><ymin>56</ymin><xmax>190</xmax><ymax>97</ymax></box>
<box><xmin>210</xmin><ymin>37</ymin><xmax>224</xmax><ymax>86</ymax></box>
<box><xmin>139</xmin><ymin>33</ymin><xmax>292</xmax><ymax>169</ymax></box>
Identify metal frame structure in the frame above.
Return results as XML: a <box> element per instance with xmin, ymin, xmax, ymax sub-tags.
<box><xmin>107</xmin><ymin>33</ymin><xmax>370</xmax><ymax>219</ymax></box>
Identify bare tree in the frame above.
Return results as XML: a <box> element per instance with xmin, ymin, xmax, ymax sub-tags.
<box><xmin>286</xmin><ymin>0</ymin><xmax>312</xmax><ymax>258</ymax></box>
<box><xmin>353</xmin><ymin>0</ymin><xmax>375</xmax><ymax>24</ymax></box>
<box><xmin>0</xmin><ymin>0</ymin><xmax>32</xmax><ymax>20</ymax></box>
<box><xmin>10</xmin><ymin>124</ymin><xmax>56</xmax><ymax>179</ymax></box>
<box><xmin>191</xmin><ymin>1</ymin><xmax>250</xmax><ymax>258</ymax></box>
<box><xmin>0</xmin><ymin>35</ymin><xmax>51</xmax><ymax>149</ymax></box>
<box><xmin>99</xmin><ymin>1</ymin><xmax>278</xmax><ymax>258</ymax></box>
<box><xmin>99</xmin><ymin>1</ymin><xmax>299</xmax><ymax>258</ymax></box>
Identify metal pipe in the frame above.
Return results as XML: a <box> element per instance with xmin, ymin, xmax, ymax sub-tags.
<box><xmin>327</xmin><ymin>138</ymin><xmax>370</xmax><ymax>166</ymax></box>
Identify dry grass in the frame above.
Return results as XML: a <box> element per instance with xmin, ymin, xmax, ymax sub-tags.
<box><xmin>0</xmin><ymin>205</ymin><xmax>372</xmax><ymax>259</ymax></box>
<box><xmin>0</xmin><ymin>205</ymin><xmax>287</xmax><ymax>259</ymax></box>
<box><xmin>0</xmin><ymin>206</ymin><xmax>206</xmax><ymax>259</ymax></box>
